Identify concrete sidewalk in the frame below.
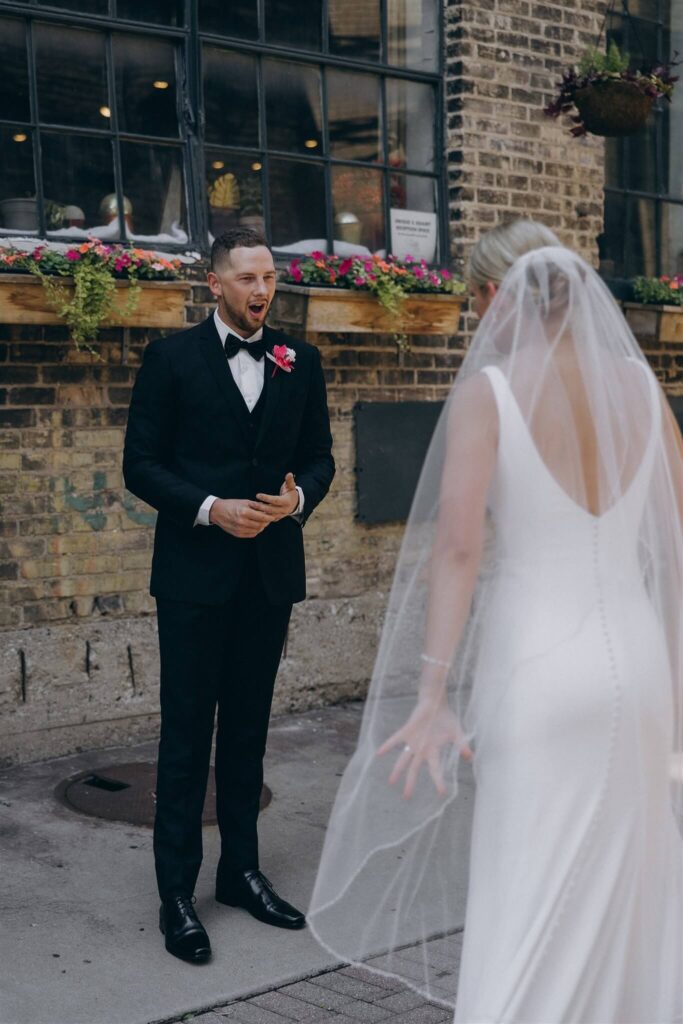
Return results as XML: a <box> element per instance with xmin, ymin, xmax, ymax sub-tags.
<box><xmin>0</xmin><ymin>704</ymin><xmax>462</xmax><ymax>1024</ymax></box>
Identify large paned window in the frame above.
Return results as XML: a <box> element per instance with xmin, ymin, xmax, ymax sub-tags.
<box><xmin>601</xmin><ymin>0</ymin><xmax>683</xmax><ymax>279</ymax></box>
<box><xmin>0</xmin><ymin>0</ymin><xmax>445</xmax><ymax>261</ymax></box>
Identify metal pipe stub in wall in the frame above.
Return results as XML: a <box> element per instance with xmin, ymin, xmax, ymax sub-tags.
<box><xmin>54</xmin><ymin>762</ymin><xmax>272</xmax><ymax>827</ymax></box>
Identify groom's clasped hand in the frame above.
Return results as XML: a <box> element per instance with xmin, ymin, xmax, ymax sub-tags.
<box><xmin>208</xmin><ymin>471</ymin><xmax>300</xmax><ymax>537</ymax></box>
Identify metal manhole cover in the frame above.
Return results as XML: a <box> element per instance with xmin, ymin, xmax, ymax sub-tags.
<box><xmin>54</xmin><ymin>762</ymin><xmax>272</xmax><ymax>827</ymax></box>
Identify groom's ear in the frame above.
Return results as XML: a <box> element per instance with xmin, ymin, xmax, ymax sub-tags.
<box><xmin>207</xmin><ymin>271</ymin><xmax>222</xmax><ymax>299</ymax></box>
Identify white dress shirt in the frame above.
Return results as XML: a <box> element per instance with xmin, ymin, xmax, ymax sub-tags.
<box><xmin>193</xmin><ymin>309</ymin><xmax>304</xmax><ymax>526</ymax></box>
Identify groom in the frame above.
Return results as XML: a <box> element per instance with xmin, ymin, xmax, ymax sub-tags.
<box><xmin>123</xmin><ymin>228</ymin><xmax>334</xmax><ymax>963</ymax></box>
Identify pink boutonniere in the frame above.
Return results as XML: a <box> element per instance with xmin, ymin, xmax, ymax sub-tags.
<box><xmin>267</xmin><ymin>344</ymin><xmax>296</xmax><ymax>377</ymax></box>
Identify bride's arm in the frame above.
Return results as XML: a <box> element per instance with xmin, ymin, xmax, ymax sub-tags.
<box><xmin>417</xmin><ymin>372</ymin><xmax>499</xmax><ymax>706</ymax></box>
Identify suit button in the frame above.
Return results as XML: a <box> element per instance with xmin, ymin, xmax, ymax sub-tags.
<box><xmin>251</xmin><ymin>457</ymin><xmax>258</xmax><ymax>466</ymax></box>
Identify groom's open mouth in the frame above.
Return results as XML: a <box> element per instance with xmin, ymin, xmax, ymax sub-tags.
<box><xmin>248</xmin><ymin>301</ymin><xmax>268</xmax><ymax>318</ymax></box>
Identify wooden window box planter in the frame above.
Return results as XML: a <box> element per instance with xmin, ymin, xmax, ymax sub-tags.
<box><xmin>623</xmin><ymin>302</ymin><xmax>683</xmax><ymax>347</ymax></box>
<box><xmin>0</xmin><ymin>274</ymin><xmax>191</xmax><ymax>329</ymax></box>
<box><xmin>270</xmin><ymin>283</ymin><xmax>463</xmax><ymax>335</ymax></box>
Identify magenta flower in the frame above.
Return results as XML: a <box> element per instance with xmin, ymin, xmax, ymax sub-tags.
<box><xmin>310</xmin><ymin>250</ymin><xmax>325</xmax><ymax>260</ymax></box>
<box><xmin>353</xmin><ymin>276</ymin><xmax>365</xmax><ymax>286</ymax></box>
<box><xmin>290</xmin><ymin>265</ymin><xmax>303</xmax><ymax>282</ymax></box>
<box><xmin>65</xmin><ymin>250</ymin><xmax>81</xmax><ymax>262</ymax></box>
<box><xmin>338</xmin><ymin>258</ymin><xmax>354</xmax><ymax>276</ymax></box>
<box><xmin>413</xmin><ymin>267</ymin><xmax>425</xmax><ymax>279</ymax></box>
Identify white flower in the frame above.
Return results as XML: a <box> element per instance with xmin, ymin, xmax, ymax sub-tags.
<box><xmin>285</xmin><ymin>347</ymin><xmax>296</xmax><ymax>363</ymax></box>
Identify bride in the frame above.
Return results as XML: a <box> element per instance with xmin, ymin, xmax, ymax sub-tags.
<box><xmin>309</xmin><ymin>221</ymin><xmax>683</xmax><ymax>1023</ymax></box>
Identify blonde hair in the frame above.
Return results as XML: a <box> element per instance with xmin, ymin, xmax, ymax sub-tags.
<box><xmin>468</xmin><ymin>219</ymin><xmax>563</xmax><ymax>288</ymax></box>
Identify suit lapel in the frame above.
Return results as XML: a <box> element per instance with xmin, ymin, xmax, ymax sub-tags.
<box><xmin>255</xmin><ymin>324</ymin><xmax>284</xmax><ymax>449</ymax></box>
<box><xmin>198</xmin><ymin>315</ymin><xmax>251</xmax><ymax>445</ymax></box>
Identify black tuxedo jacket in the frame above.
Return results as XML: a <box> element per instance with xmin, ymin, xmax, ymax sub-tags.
<box><xmin>123</xmin><ymin>316</ymin><xmax>335</xmax><ymax>606</ymax></box>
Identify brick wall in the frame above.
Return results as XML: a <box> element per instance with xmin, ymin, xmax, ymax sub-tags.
<box><xmin>2</xmin><ymin>0</ymin><xmax>679</xmax><ymax>766</ymax></box>
<box><xmin>0</xmin><ymin>275</ymin><xmax>466</xmax><ymax>765</ymax></box>
<box><xmin>445</xmin><ymin>0</ymin><xmax>606</xmax><ymax>312</ymax></box>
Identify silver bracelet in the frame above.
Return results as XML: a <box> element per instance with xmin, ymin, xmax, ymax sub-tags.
<box><xmin>420</xmin><ymin>653</ymin><xmax>450</xmax><ymax>669</ymax></box>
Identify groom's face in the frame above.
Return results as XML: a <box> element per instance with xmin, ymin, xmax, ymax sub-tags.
<box><xmin>208</xmin><ymin>245</ymin><xmax>277</xmax><ymax>336</ymax></box>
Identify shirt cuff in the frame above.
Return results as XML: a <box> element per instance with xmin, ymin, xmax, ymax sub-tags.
<box><xmin>194</xmin><ymin>494</ymin><xmax>218</xmax><ymax>527</ymax></box>
<box><xmin>289</xmin><ymin>485</ymin><xmax>305</xmax><ymax>521</ymax></box>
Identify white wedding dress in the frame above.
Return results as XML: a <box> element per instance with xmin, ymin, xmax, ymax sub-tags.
<box><xmin>453</xmin><ymin>365</ymin><xmax>683</xmax><ymax>1024</ymax></box>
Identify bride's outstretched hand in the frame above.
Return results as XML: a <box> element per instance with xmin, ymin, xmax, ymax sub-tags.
<box><xmin>377</xmin><ymin>700</ymin><xmax>473</xmax><ymax>799</ymax></box>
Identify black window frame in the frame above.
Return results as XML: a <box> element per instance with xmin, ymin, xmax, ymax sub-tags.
<box><xmin>604</xmin><ymin>0</ymin><xmax>683</xmax><ymax>281</ymax></box>
<box><xmin>0</xmin><ymin>0</ymin><xmax>448</xmax><ymax>263</ymax></box>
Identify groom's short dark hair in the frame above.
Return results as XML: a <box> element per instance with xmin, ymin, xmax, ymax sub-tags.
<box><xmin>211</xmin><ymin>228</ymin><xmax>270</xmax><ymax>271</ymax></box>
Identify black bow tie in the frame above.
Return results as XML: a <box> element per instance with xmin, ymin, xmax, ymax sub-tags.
<box><xmin>224</xmin><ymin>335</ymin><xmax>266</xmax><ymax>361</ymax></box>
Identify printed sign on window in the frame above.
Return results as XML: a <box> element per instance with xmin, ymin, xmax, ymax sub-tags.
<box><xmin>390</xmin><ymin>209</ymin><xmax>437</xmax><ymax>263</ymax></box>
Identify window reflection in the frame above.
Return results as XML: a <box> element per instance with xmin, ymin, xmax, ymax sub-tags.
<box><xmin>0</xmin><ymin>127</ymin><xmax>36</xmax><ymax>235</ymax></box>
<box><xmin>114</xmin><ymin>35</ymin><xmax>178</xmax><ymax>139</ymax></box>
<box><xmin>265</xmin><ymin>0</ymin><xmax>322</xmax><ymax>50</ymax></box>
<box><xmin>332</xmin><ymin>165</ymin><xmax>384</xmax><ymax>255</ymax></box>
<box><xmin>328</xmin><ymin>70</ymin><xmax>381</xmax><ymax>163</ymax></box>
<box><xmin>120</xmin><ymin>142</ymin><xmax>187</xmax><ymax>243</ymax></box>
<box><xmin>0</xmin><ymin>18</ymin><xmax>30</xmax><ymax>124</ymax></box>
<box><xmin>329</xmin><ymin>0</ymin><xmax>380</xmax><ymax>61</ymax></box>
<box><xmin>387</xmin><ymin>78</ymin><xmax>435</xmax><ymax>173</ymax></box>
<box><xmin>203</xmin><ymin>47</ymin><xmax>259</xmax><ymax>149</ymax></box>
<box><xmin>269</xmin><ymin>159</ymin><xmax>326</xmax><ymax>253</ymax></box>
<box><xmin>387</xmin><ymin>0</ymin><xmax>438</xmax><ymax>71</ymax></box>
<box><xmin>116</xmin><ymin>0</ymin><xmax>184</xmax><ymax>25</ymax></box>
<box><xmin>265</xmin><ymin>60</ymin><xmax>322</xmax><ymax>155</ymax></box>
<box><xmin>41</xmin><ymin>133</ymin><xmax>115</xmax><ymax>237</ymax></box>
<box><xmin>199</xmin><ymin>0</ymin><xmax>258</xmax><ymax>40</ymax></box>
<box><xmin>35</xmin><ymin>0</ymin><xmax>108</xmax><ymax>12</ymax></box>
<box><xmin>206</xmin><ymin>151</ymin><xmax>264</xmax><ymax>240</ymax></box>
<box><xmin>35</xmin><ymin>24</ymin><xmax>108</xmax><ymax>130</ymax></box>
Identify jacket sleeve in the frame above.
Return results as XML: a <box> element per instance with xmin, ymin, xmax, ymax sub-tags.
<box><xmin>122</xmin><ymin>339</ymin><xmax>209</xmax><ymax>530</ymax></box>
<box><xmin>292</xmin><ymin>346</ymin><xmax>335</xmax><ymax>525</ymax></box>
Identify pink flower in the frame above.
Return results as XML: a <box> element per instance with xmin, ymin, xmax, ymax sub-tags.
<box><xmin>310</xmin><ymin>250</ymin><xmax>325</xmax><ymax>260</ymax></box>
<box><xmin>441</xmin><ymin>269</ymin><xmax>452</xmax><ymax>280</ymax></box>
<box><xmin>290</xmin><ymin>265</ymin><xmax>303</xmax><ymax>282</ymax></box>
<box><xmin>353</xmin><ymin>276</ymin><xmax>365</xmax><ymax>286</ymax></box>
<box><xmin>430</xmin><ymin>274</ymin><xmax>441</xmax><ymax>286</ymax></box>
<box><xmin>267</xmin><ymin>344</ymin><xmax>296</xmax><ymax>376</ymax></box>
<box><xmin>65</xmin><ymin>250</ymin><xmax>81</xmax><ymax>262</ymax></box>
<box><xmin>338</xmin><ymin>258</ymin><xmax>354</xmax><ymax>276</ymax></box>
<box><xmin>413</xmin><ymin>267</ymin><xmax>425</xmax><ymax>279</ymax></box>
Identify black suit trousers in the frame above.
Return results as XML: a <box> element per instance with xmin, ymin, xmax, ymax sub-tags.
<box><xmin>153</xmin><ymin>549</ymin><xmax>292</xmax><ymax>900</ymax></box>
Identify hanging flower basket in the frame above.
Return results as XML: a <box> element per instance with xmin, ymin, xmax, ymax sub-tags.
<box><xmin>573</xmin><ymin>79</ymin><xmax>655</xmax><ymax>137</ymax></box>
<box><xmin>544</xmin><ymin>41</ymin><xmax>678</xmax><ymax>138</ymax></box>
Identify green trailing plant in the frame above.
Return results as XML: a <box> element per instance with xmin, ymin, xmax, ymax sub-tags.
<box><xmin>0</xmin><ymin>240</ymin><xmax>183</xmax><ymax>356</ymax></box>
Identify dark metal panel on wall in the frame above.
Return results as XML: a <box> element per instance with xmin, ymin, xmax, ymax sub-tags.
<box><xmin>354</xmin><ymin>399</ymin><xmax>444</xmax><ymax>524</ymax></box>
<box><xmin>354</xmin><ymin>396</ymin><xmax>683</xmax><ymax>525</ymax></box>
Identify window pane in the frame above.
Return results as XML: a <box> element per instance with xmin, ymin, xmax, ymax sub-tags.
<box><xmin>199</xmin><ymin>0</ymin><xmax>258</xmax><ymax>40</ymax></box>
<box><xmin>41</xmin><ymin>133</ymin><xmax>115</xmax><ymax>237</ymax></box>
<box><xmin>206</xmin><ymin>151</ymin><xmax>264</xmax><ymax>239</ymax></box>
<box><xmin>265</xmin><ymin>60</ymin><xmax>322</xmax><ymax>156</ymax></box>
<box><xmin>265</xmin><ymin>0</ymin><xmax>322</xmax><ymax>51</ymax></box>
<box><xmin>332</xmin><ymin>165</ymin><xmax>384</xmax><ymax>255</ymax></box>
<box><xmin>116</xmin><ymin>0</ymin><xmax>185</xmax><ymax>25</ymax></box>
<box><xmin>35</xmin><ymin>0</ymin><xmax>108</xmax><ymax>12</ymax></box>
<box><xmin>389</xmin><ymin>173</ymin><xmax>439</xmax><ymax>262</ymax></box>
<box><xmin>329</xmin><ymin>0</ymin><xmax>380</xmax><ymax>61</ymax></box>
<box><xmin>269</xmin><ymin>158</ymin><xmax>326</xmax><ymax>254</ymax></box>
<box><xmin>387</xmin><ymin>78</ymin><xmax>435</xmax><ymax>172</ymax></box>
<box><xmin>35</xmin><ymin>24</ymin><xmax>108</xmax><ymax>130</ymax></box>
<box><xmin>120</xmin><ymin>142</ymin><xmax>187</xmax><ymax>243</ymax></box>
<box><xmin>203</xmin><ymin>47</ymin><xmax>258</xmax><ymax>148</ymax></box>
<box><xmin>0</xmin><ymin>18</ymin><xmax>30</xmax><ymax>124</ymax></box>
<box><xmin>387</xmin><ymin>0</ymin><xmax>438</xmax><ymax>71</ymax></box>
<box><xmin>0</xmin><ymin>128</ymin><xmax>36</xmax><ymax>235</ymax></box>
<box><xmin>602</xmin><ymin>194</ymin><xmax>657</xmax><ymax>278</ymax></box>
<box><xmin>328</xmin><ymin>70</ymin><xmax>381</xmax><ymax>163</ymax></box>
<box><xmin>114</xmin><ymin>35</ymin><xmax>178</xmax><ymax>138</ymax></box>
<box><xmin>663</xmin><ymin>13</ymin><xmax>683</xmax><ymax>200</ymax></box>
<box><xmin>661</xmin><ymin>201</ymin><xmax>683</xmax><ymax>276</ymax></box>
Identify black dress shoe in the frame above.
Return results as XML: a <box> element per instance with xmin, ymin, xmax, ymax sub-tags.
<box><xmin>215</xmin><ymin>869</ymin><xmax>306</xmax><ymax>930</ymax></box>
<box><xmin>159</xmin><ymin>894</ymin><xmax>211</xmax><ymax>963</ymax></box>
